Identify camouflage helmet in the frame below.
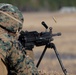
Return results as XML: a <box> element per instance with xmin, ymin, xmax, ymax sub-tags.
<box><xmin>0</xmin><ymin>3</ymin><xmax>24</xmax><ymax>33</ymax></box>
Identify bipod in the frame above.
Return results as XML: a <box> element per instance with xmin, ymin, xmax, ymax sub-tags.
<box><xmin>36</xmin><ymin>43</ymin><xmax>67</xmax><ymax>75</ymax></box>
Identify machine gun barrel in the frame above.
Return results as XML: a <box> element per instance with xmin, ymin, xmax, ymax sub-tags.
<box><xmin>52</xmin><ymin>33</ymin><xmax>61</xmax><ymax>37</ymax></box>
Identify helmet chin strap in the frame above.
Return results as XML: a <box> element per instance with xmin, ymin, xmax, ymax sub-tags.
<box><xmin>0</xmin><ymin>10</ymin><xmax>23</xmax><ymax>24</ymax></box>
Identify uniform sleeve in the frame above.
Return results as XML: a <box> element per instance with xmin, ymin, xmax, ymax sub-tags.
<box><xmin>0</xmin><ymin>38</ymin><xmax>12</xmax><ymax>60</ymax></box>
<box><xmin>0</xmin><ymin>36</ymin><xmax>39</xmax><ymax>75</ymax></box>
<box><xmin>0</xmin><ymin>38</ymin><xmax>12</xmax><ymax>75</ymax></box>
<box><xmin>6</xmin><ymin>41</ymin><xmax>39</xmax><ymax>75</ymax></box>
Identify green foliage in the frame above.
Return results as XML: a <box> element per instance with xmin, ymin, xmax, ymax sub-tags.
<box><xmin>0</xmin><ymin>0</ymin><xmax>76</xmax><ymax>11</ymax></box>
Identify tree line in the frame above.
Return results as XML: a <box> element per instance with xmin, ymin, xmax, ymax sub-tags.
<box><xmin>0</xmin><ymin>0</ymin><xmax>76</xmax><ymax>11</ymax></box>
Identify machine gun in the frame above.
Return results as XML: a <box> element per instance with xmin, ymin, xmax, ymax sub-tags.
<box><xmin>18</xmin><ymin>21</ymin><xmax>67</xmax><ymax>75</ymax></box>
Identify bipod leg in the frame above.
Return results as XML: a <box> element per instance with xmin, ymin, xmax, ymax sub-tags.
<box><xmin>36</xmin><ymin>45</ymin><xmax>47</xmax><ymax>68</ymax></box>
<box><xmin>49</xmin><ymin>43</ymin><xmax>67</xmax><ymax>75</ymax></box>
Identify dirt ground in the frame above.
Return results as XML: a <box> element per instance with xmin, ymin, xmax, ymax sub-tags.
<box><xmin>0</xmin><ymin>12</ymin><xmax>76</xmax><ymax>75</ymax></box>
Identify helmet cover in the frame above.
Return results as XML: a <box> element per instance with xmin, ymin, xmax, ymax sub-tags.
<box><xmin>0</xmin><ymin>3</ymin><xmax>24</xmax><ymax>33</ymax></box>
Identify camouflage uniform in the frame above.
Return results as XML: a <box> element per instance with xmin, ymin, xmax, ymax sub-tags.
<box><xmin>0</xmin><ymin>3</ymin><xmax>39</xmax><ymax>75</ymax></box>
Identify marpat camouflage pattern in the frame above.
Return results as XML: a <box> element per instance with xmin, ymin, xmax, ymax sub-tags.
<box><xmin>0</xmin><ymin>28</ymin><xmax>39</xmax><ymax>75</ymax></box>
<box><xmin>0</xmin><ymin>3</ymin><xmax>39</xmax><ymax>75</ymax></box>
